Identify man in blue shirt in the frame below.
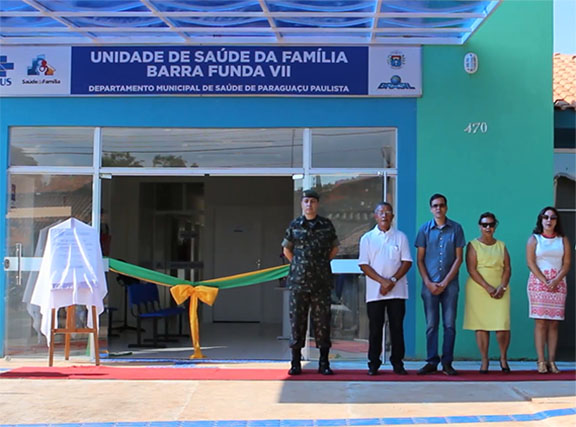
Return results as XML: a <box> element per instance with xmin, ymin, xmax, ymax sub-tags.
<box><xmin>415</xmin><ymin>194</ymin><xmax>465</xmax><ymax>376</ymax></box>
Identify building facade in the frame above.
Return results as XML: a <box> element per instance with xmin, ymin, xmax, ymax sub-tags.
<box><xmin>1</xmin><ymin>2</ymin><xmax>567</xmax><ymax>361</ymax></box>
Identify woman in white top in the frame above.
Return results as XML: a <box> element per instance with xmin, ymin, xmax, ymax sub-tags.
<box><xmin>526</xmin><ymin>207</ymin><xmax>571</xmax><ymax>374</ymax></box>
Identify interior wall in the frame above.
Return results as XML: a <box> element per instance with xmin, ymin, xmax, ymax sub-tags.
<box><xmin>203</xmin><ymin>177</ymin><xmax>293</xmax><ymax>324</ymax></box>
<box><xmin>105</xmin><ymin>177</ymin><xmax>141</xmax><ymax>319</ymax></box>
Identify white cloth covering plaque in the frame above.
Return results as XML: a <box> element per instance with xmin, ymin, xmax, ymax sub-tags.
<box><xmin>31</xmin><ymin>218</ymin><xmax>108</xmax><ymax>345</ymax></box>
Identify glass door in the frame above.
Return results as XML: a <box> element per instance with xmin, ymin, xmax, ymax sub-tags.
<box><xmin>293</xmin><ymin>172</ymin><xmax>395</xmax><ymax>360</ymax></box>
<box><xmin>4</xmin><ymin>174</ymin><xmax>95</xmax><ymax>357</ymax></box>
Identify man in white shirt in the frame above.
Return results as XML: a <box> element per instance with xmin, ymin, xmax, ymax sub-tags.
<box><xmin>359</xmin><ymin>202</ymin><xmax>413</xmax><ymax>375</ymax></box>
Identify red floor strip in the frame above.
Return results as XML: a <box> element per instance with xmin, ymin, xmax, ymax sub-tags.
<box><xmin>1</xmin><ymin>366</ymin><xmax>575</xmax><ymax>381</ymax></box>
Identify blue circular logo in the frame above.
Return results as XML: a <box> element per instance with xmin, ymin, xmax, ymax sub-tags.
<box><xmin>390</xmin><ymin>75</ymin><xmax>402</xmax><ymax>85</ymax></box>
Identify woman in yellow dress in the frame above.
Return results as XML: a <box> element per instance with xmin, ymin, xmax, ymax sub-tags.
<box><xmin>463</xmin><ymin>212</ymin><xmax>512</xmax><ymax>373</ymax></box>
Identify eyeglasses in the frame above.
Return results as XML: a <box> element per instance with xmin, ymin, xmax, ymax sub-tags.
<box><xmin>479</xmin><ymin>222</ymin><xmax>496</xmax><ymax>228</ymax></box>
<box><xmin>542</xmin><ymin>215</ymin><xmax>558</xmax><ymax>220</ymax></box>
<box><xmin>431</xmin><ymin>203</ymin><xmax>446</xmax><ymax>208</ymax></box>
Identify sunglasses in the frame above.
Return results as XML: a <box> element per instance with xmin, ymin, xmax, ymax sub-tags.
<box><xmin>542</xmin><ymin>215</ymin><xmax>558</xmax><ymax>220</ymax></box>
<box><xmin>479</xmin><ymin>222</ymin><xmax>496</xmax><ymax>228</ymax></box>
<box><xmin>431</xmin><ymin>203</ymin><xmax>446</xmax><ymax>208</ymax></box>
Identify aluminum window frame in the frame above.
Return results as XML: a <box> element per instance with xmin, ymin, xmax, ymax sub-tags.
<box><xmin>8</xmin><ymin>125</ymin><xmax>398</xmax><ymax>232</ymax></box>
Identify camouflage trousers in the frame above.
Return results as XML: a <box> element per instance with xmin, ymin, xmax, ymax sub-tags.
<box><xmin>289</xmin><ymin>289</ymin><xmax>332</xmax><ymax>350</ymax></box>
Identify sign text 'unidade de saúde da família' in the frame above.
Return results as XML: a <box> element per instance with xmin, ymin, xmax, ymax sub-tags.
<box><xmin>1</xmin><ymin>46</ymin><xmax>422</xmax><ymax>97</ymax></box>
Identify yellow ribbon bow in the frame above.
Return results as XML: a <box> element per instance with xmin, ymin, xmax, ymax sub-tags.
<box><xmin>170</xmin><ymin>285</ymin><xmax>219</xmax><ymax>359</ymax></box>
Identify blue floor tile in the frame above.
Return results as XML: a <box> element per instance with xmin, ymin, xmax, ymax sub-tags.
<box><xmin>2</xmin><ymin>406</ymin><xmax>576</xmax><ymax>427</ymax></box>
<box><xmin>349</xmin><ymin>418</ymin><xmax>381</xmax><ymax>426</ymax></box>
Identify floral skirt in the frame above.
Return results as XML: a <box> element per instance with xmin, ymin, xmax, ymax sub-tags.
<box><xmin>527</xmin><ymin>269</ymin><xmax>567</xmax><ymax>320</ymax></box>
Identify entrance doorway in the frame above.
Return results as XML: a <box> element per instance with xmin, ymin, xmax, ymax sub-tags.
<box><xmin>105</xmin><ymin>176</ymin><xmax>293</xmax><ymax>358</ymax></box>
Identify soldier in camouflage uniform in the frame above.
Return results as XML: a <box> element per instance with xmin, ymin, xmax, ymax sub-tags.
<box><xmin>282</xmin><ymin>189</ymin><xmax>339</xmax><ymax>375</ymax></box>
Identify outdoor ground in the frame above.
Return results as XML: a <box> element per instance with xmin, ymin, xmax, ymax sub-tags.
<box><xmin>0</xmin><ymin>359</ymin><xmax>574</xmax><ymax>426</ymax></box>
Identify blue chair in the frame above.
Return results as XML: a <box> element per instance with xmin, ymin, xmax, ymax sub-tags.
<box><xmin>127</xmin><ymin>282</ymin><xmax>186</xmax><ymax>348</ymax></box>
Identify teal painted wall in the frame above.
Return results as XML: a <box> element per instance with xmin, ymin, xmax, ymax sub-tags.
<box><xmin>415</xmin><ymin>2</ymin><xmax>553</xmax><ymax>360</ymax></box>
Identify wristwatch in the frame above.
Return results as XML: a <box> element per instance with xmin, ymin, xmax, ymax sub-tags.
<box><xmin>390</xmin><ymin>276</ymin><xmax>398</xmax><ymax>284</ymax></box>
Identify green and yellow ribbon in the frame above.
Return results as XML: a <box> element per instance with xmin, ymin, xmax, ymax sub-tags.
<box><xmin>108</xmin><ymin>258</ymin><xmax>289</xmax><ymax>358</ymax></box>
<box><xmin>170</xmin><ymin>285</ymin><xmax>218</xmax><ymax>358</ymax></box>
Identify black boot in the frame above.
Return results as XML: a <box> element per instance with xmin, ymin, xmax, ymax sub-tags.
<box><xmin>367</xmin><ymin>361</ymin><xmax>380</xmax><ymax>376</ymax></box>
<box><xmin>318</xmin><ymin>348</ymin><xmax>334</xmax><ymax>375</ymax></box>
<box><xmin>288</xmin><ymin>348</ymin><xmax>302</xmax><ymax>375</ymax></box>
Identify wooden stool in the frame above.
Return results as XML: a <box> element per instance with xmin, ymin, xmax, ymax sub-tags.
<box><xmin>48</xmin><ymin>305</ymin><xmax>100</xmax><ymax>367</ymax></box>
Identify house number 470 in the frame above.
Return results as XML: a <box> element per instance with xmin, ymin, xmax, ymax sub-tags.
<box><xmin>464</xmin><ymin>122</ymin><xmax>488</xmax><ymax>134</ymax></box>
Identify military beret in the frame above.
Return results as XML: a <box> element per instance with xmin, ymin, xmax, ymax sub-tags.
<box><xmin>301</xmin><ymin>189</ymin><xmax>320</xmax><ymax>200</ymax></box>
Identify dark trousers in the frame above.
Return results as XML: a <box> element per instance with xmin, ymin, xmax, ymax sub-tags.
<box><xmin>289</xmin><ymin>289</ymin><xmax>331</xmax><ymax>349</ymax></box>
<box><xmin>367</xmin><ymin>298</ymin><xmax>406</xmax><ymax>368</ymax></box>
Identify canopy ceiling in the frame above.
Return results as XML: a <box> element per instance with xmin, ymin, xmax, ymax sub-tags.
<box><xmin>0</xmin><ymin>1</ymin><xmax>501</xmax><ymax>46</ymax></box>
